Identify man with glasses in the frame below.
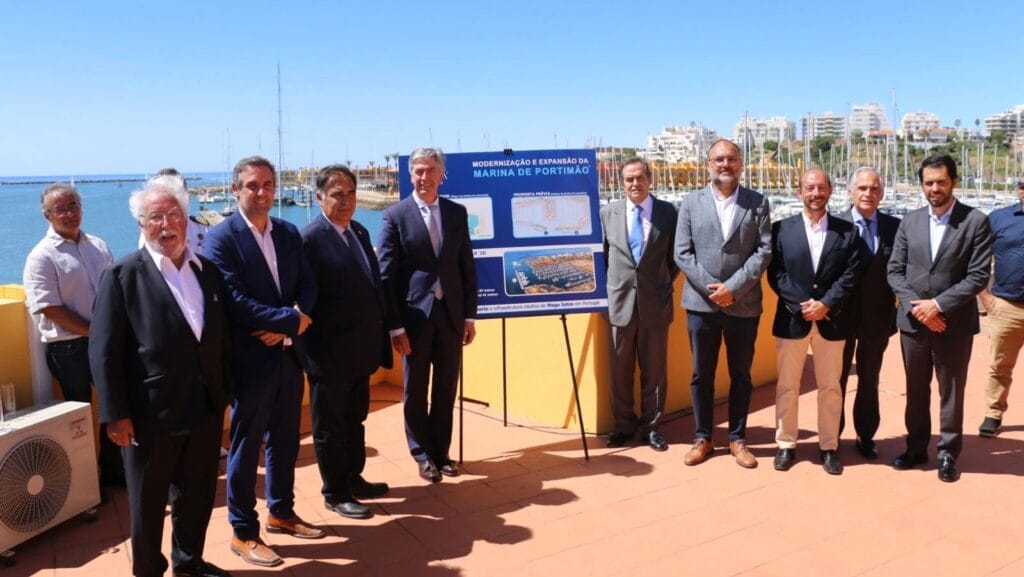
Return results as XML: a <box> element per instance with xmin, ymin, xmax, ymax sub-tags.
<box><xmin>674</xmin><ymin>139</ymin><xmax>772</xmax><ymax>468</ymax></box>
<box><xmin>976</xmin><ymin>178</ymin><xmax>1024</xmax><ymax>438</ymax></box>
<box><xmin>23</xmin><ymin>182</ymin><xmax>124</xmax><ymax>486</ymax></box>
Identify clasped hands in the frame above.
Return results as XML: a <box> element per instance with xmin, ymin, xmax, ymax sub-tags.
<box><xmin>707</xmin><ymin>283</ymin><xmax>735</xmax><ymax>308</ymax></box>
<box><xmin>910</xmin><ymin>299</ymin><xmax>946</xmax><ymax>332</ymax></box>
<box><xmin>251</xmin><ymin>304</ymin><xmax>313</xmax><ymax>346</ymax></box>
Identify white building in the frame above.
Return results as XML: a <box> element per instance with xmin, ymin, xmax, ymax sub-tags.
<box><xmin>801</xmin><ymin>112</ymin><xmax>847</xmax><ymax>140</ymax></box>
<box><xmin>984</xmin><ymin>104</ymin><xmax>1024</xmax><ymax>136</ymax></box>
<box><xmin>849</xmin><ymin>102</ymin><xmax>889</xmax><ymax>135</ymax></box>
<box><xmin>732</xmin><ymin>116</ymin><xmax>796</xmax><ymax>148</ymax></box>
<box><xmin>644</xmin><ymin>125</ymin><xmax>719</xmax><ymax>163</ymax></box>
<box><xmin>901</xmin><ymin>111</ymin><xmax>941</xmax><ymax>138</ymax></box>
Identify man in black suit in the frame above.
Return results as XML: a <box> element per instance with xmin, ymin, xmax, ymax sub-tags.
<box><xmin>90</xmin><ymin>175</ymin><xmax>233</xmax><ymax>577</ymax></box>
<box><xmin>887</xmin><ymin>154</ymin><xmax>992</xmax><ymax>482</ymax></box>
<box><xmin>301</xmin><ymin>165</ymin><xmax>392</xmax><ymax>519</ymax></box>
<box><xmin>377</xmin><ymin>147</ymin><xmax>478</xmax><ymax>483</ymax></box>
<box><xmin>768</xmin><ymin>168</ymin><xmax>865</xmax><ymax>475</ymax></box>
<box><xmin>835</xmin><ymin>167</ymin><xmax>900</xmax><ymax>459</ymax></box>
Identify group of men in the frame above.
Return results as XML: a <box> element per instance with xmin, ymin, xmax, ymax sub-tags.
<box><xmin>22</xmin><ymin>148</ymin><xmax>476</xmax><ymax>577</ymax></box>
<box><xmin>600</xmin><ymin>141</ymin><xmax>1021</xmax><ymax>484</ymax></box>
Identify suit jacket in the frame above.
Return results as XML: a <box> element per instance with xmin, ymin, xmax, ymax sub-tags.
<box><xmin>886</xmin><ymin>200</ymin><xmax>992</xmax><ymax>337</ymax></box>
<box><xmin>90</xmin><ymin>250</ymin><xmax>232</xmax><ymax>432</ymax></box>
<box><xmin>768</xmin><ymin>213</ymin><xmax>866</xmax><ymax>340</ymax></box>
<box><xmin>674</xmin><ymin>185</ymin><xmax>772</xmax><ymax>317</ymax></box>
<box><xmin>204</xmin><ymin>211</ymin><xmax>317</xmax><ymax>381</ymax></box>
<box><xmin>301</xmin><ymin>214</ymin><xmax>392</xmax><ymax>380</ymax></box>
<box><xmin>377</xmin><ymin>195</ymin><xmax>478</xmax><ymax>338</ymax></box>
<box><xmin>600</xmin><ymin>196</ymin><xmax>679</xmax><ymax>327</ymax></box>
<box><xmin>836</xmin><ymin>208</ymin><xmax>900</xmax><ymax>338</ymax></box>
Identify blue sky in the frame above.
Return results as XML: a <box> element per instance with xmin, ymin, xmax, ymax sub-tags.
<box><xmin>1</xmin><ymin>0</ymin><xmax>1020</xmax><ymax>175</ymax></box>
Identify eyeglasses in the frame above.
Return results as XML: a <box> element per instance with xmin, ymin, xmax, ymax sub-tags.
<box><xmin>144</xmin><ymin>210</ymin><xmax>184</xmax><ymax>225</ymax></box>
<box><xmin>47</xmin><ymin>202</ymin><xmax>81</xmax><ymax>216</ymax></box>
<box><xmin>710</xmin><ymin>156</ymin><xmax>740</xmax><ymax>165</ymax></box>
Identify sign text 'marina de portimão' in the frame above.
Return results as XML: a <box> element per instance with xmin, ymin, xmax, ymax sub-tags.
<box><xmin>399</xmin><ymin>148</ymin><xmax>607</xmax><ymax>319</ymax></box>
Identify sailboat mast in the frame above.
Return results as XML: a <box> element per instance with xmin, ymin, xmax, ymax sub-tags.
<box><xmin>277</xmin><ymin>61</ymin><xmax>284</xmax><ymax>217</ymax></box>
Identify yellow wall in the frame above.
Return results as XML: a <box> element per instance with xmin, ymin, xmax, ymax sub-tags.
<box><xmin>5</xmin><ymin>277</ymin><xmax>779</xmax><ymax>436</ymax></box>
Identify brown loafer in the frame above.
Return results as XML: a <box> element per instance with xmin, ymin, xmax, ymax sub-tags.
<box><xmin>230</xmin><ymin>536</ymin><xmax>282</xmax><ymax>567</ymax></box>
<box><xmin>684</xmin><ymin>438</ymin><xmax>714</xmax><ymax>466</ymax></box>
<box><xmin>729</xmin><ymin>440</ymin><xmax>758</xmax><ymax>469</ymax></box>
<box><xmin>266</xmin><ymin>514</ymin><xmax>325</xmax><ymax>539</ymax></box>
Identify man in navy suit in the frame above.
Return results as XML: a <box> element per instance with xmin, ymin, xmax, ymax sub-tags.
<box><xmin>377</xmin><ymin>147</ymin><xmax>478</xmax><ymax>483</ymax></box>
<box><xmin>301</xmin><ymin>165</ymin><xmax>392</xmax><ymax>519</ymax></box>
<box><xmin>91</xmin><ymin>175</ymin><xmax>233</xmax><ymax>577</ymax></box>
<box><xmin>205</xmin><ymin>156</ymin><xmax>323</xmax><ymax>567</ymax></box>
<box><xmin>835</xmin><ymin>167</ymin><xmax>900</xmax><ymax>459</ymax></box>
<box><xmin>887</xmin><ymin>154</ymin><xmax>992</xmax><ymax>482</ymax></box>
<box><xmin>768</xmin><ymin>168</ymin><xmax>865</xmax><ymax>475</ymax></box>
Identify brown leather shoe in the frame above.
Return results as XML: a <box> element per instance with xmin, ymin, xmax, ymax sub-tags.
<box><xmin>729</xmin><ymin>440</ymin><xmax>758</xmax><ymax>469</ymax></box>
<box><xmin>266</xmin><ymin>514</ymin><xmax>325</xmax><ymax>539</ymax></box>
<box><xmin>230</xmin><ymin>536</ymin><xmax>282</xmax><ymax>567</ymax></box>
<box><xmin>684</xmin><ymin>439</ymin><xmax>714</xmax><ymax>466</ymax></box>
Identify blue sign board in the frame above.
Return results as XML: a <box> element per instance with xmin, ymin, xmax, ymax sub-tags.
<box><xmin>399</xmin><ymin>148</ymin><xmax>607</xmax><ymax>318</ymax></box>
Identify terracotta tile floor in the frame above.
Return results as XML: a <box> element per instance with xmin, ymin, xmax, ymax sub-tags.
<box><xmin>9</xmin><ymin>317</ymin><xmax>1024</xmax><ymax>576</ymax></box>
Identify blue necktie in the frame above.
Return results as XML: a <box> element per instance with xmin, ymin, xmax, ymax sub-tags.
<box><xmin>858</xmin><ymin>218</ymin><xmax>875</xmax><ymax>254</ymax></box>
<box><xmin>343</xmin><ymin>227</ymin><xmax>373</xmax><ymax>280</ymax></box>
<box><xmin>629</xmin><ymin>204</ymin><xmax>644</xmax><ymax>263</ymax></box>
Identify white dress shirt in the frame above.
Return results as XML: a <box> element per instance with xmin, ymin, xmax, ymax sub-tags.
<box><xmin>801</xmin><ymin>211</ymin><xmax>829</xmax><ymax>273</ymax></box>
<box><xmin>712</xmin><ymin>187</ymin><xmax>738</xmax><ymax>239</ymax></box>
<box><xmin>145</xmin><ymin>244</ymin><xmax>205</xmax><ymax>341</ymax></box>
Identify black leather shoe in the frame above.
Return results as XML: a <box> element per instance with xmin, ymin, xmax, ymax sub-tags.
<box><xmin>773</xmin><ymin>449</ymin><xmax>796</xmax><ymax>471</ymax></box>
<box><xmin>351</xmin><ymin>475</ymin><xmax>389</xmax><ymax>498</ymax></box>
<box><xmin>938</xmin><ymin>455</ymin><xmax>960</xmax><ymax>483</ymax></box>
<box><xmin>606</xmin><ymin>432</ymin><xmax>629</xmax><ymax>448</ymax></box>
<box><xmin>646</xmin><ymin>431</ymin><xmax>668</xmax><ymax>452</ymax></box>
<box><xmin>438</xmin><ymin>461</ymin><xmax>460</xmax><ymax>477</ymax></box>
<box><xmin>325</xmin><ymin>498</ymin><xmax>372</xmax><ymax>519</ymax></box>
<box><xmin>855</xmin><ymin>438</ymin><xmax>878</xmax><ymax>460</ymax></box>
<box><xmin>174</xmin><ymin>560</ymin><xmax>232</xmax><ymax>577</ymax></box>
<box><xmin>979</xmin><ymin>417</ymin><xmax>1001</xmax><ymax>438</ymax></box>
<box><xmin>891</xmin><ymin>451</ymin><xmax>928</xmax><ymax>470</ymax></box>
<box><xmin>821</xmin><ymin>450</ymin><xmax>843</xmax><ymax>475</ymax></box>
<box><xmin>418</xmin><ymin>459</ymin><xmax>441</xmax><ymax>483</ymax></box>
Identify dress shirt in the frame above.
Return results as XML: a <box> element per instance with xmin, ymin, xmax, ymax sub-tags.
<box><xmin>928</xmin><ymin>200</ymin><xmax>955</xmax><ymax>263</ymax></box>
<box><xmin>144</xmin><ymin>245</ymin><xmax>205</xmax><ymax>341</ymax></box>
<box><xmin>412</xmin><ymin>194</ymin><xmax>444</xmax><ymax>299</ymax></box>
<box><xmin>625</xmin><ymin>195</ymin><xmax>654</xmax><ymax>245</ymax></box>
<box><xmin>325</xmin><ymin>214</ymin><xmax>373</xmax><ymax>276</ymax></box>
<box><xmin>23</xmin><ymin>227</ymin><xmax>113</xmax><ymax>342</ymax></box>
<box><xmin>712</xmin><ymin>186</ymin><xmax>738</xmax><ymax>239</ymax></box>
<box><xmin>988</xmin><ymin>201</ymin><xmax>1024</xmax><ymax>302</ymax></box>
<box><xmin>850</xmin><ymin>206</ymin><xmax>877</xmax><ymax>255</ymax></box>
<box><xmin>240</xmin><ymin>210</ymin><xmax>282</xmax><ymax>293</ymax></box>
<box><xmin>801</xmin><ymin>211</ymin><xmax>829</xmax><ymax>272</ymax></box>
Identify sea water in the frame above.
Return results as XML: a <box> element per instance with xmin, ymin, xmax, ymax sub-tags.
<box><xmin>0</xmin><ymin>174</ymin><xmax>385</xmax><ymax>284</ymax></box>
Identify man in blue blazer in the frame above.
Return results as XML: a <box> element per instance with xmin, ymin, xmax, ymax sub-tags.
<box><xmin>91</xmin><ymin>176</ymin><xmax>233</xmax><ymax>577</ymax></box>
<box><xmin>205</xmin><ymin>156</ymin><xmax>323</xmax><ymax>567</ymax></box>
<box><xmin>768</xmin><ymin>168</ymin><xmax>866</xmax><ymax>475</ymax></box>
<box><xmin>301</xmin><ymin>165</ymin><xmax>392</xmax><ymax>520</ymax></box>
<box><xmin>887</xmin><ymin>154</ymin><xmax>992</xmax><ymax>483</ymax></box>
<box><xmin>377</xmin><ymin>147</ymin><xmax>478</xmax><ymax>483</ymax></box>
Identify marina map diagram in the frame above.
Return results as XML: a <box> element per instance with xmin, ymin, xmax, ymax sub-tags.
<box><xmin>511</xmin><ymin>194</ymin><xmax>592</xmax><ymax>238</ymax></box>
<box><xmin>452</xmin><ymin>196</ymin><xmax>495</xmax><ymax>240</ymax></box>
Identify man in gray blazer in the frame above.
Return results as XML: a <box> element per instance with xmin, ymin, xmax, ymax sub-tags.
<box><xmin>600</xmin><ymin>158</ymin><xmax>678</xmax><ymax>451</ymax></box>
<box><xmin>887</xmin><ymin>154</ymin><xmax>992</xmax><ymax>483</ymax></box>
<box><xmin>674</xmin><ymin>139</ymin><xmax>771</xmax><ymax>468</ymax></box>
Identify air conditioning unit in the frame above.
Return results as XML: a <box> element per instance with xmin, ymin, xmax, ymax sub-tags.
<box><xmin>0</xmin><ymin>401</ymin><xmax>101</xmax><ymax>553</ymax></box>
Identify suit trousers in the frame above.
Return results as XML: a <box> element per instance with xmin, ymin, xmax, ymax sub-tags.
<box><xmin>685</xmin><ymin>311</ymin><xmax>759</xmax><ymax>441</ymax></box>
<box><xmin>838</xmin><ymin>332</ymin><xmax>890</xmax><ymax>442</ymax></box>
<box><xmin>123</xmin><ymin>410</ymin><xmax>224</xmax><ymax>577</ymax></box>
<box><xmin>900</xmin><ymin>330</ymin><xmax>974</xmax><ymax>459</ymax></box>
<box><xmin>309</xmin><ymin>373</ymin><xmax>370</xmax><ymax>501</ymax></box>
<box><xmin>984</xmin><ymin>297</ymin><xmax>1024</xmax><ymax>419</ymax></box>
<box><xmin>774</xmin><ymin>324</ymin><xmax>844</xmax><ymax>451</ymax></box>
<box><xmin>608</xmin><ymin>315</ymin><xmax>669</xmax><ymax>436</ymax></box>
<box><xmin>227</xmin><ymin>348</ymin><xmax>304</xmax><ymax>539</ymax></box>
<box><xmin>45</xmin><ymin>338</ymin><xmax>124</xmax><ymax>482</ymax></box>
<box><xmin>404</xmin><ymin>298</ymin><xmax>462</xmax><ymax>465</ymax></box>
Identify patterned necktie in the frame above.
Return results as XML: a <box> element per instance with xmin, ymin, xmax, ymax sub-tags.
<box><xmin>858</xmin><ymin>218</ymin><xmax>875</xmax><ymax>254</ymax></box>
<box><xmin>629</xmin><ymin>204</ymin><xmax>644</xmax><ymax>263</ymax></box>
<box><xmin>343</xmin><ymin>227</ymin><xmax>373</xmax><ymax>279</ymax></box>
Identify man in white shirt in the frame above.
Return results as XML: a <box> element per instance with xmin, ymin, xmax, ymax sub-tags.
<box><xmin>767</xmin><ymin>168</ymin><xmax>866</xmax><ymax>475</ymax></box>
<box><xmin>23</xmin><ymin>182</ymin><xmax>123</xmax><ymax>485</ymax></box>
